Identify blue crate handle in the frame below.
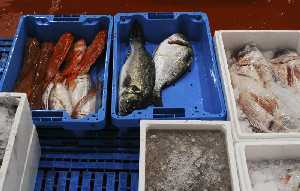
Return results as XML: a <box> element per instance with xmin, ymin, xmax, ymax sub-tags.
<box><xmin>147</xmin><ymin>12</ymin><xmax>175</xmax><ymax>19</ymax></box>
<box><xmin>33</xmin><ymin>15</ymin><xmax>108</xmax><ymax>24</ymax></box>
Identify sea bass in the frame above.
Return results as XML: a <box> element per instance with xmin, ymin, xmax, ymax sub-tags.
<box><xmin>152</xmin><ymin>33</ymin><xmax>193</xmax><ymax>106</ymax></box>
<box><xmin>118</xmin><ymin>21</ymin><xmax>155</xmax><ymax>115</ymax></box>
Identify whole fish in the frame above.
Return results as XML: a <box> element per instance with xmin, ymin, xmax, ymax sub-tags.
<box><xmin>235</xmin><ymin>43</ymin><xmax>273</xmax><ymax>87</ymax></box>
<box><xmin>71</xmin><ymin>86</ymin><xmax>98</xmax><ymax>118</ymax></box>
<box><xmin>48</xmin><ymin>82</ymin><xmax>73</xmax><ymax>114</ymax></box>
<box><xmin>118</xmin><ymin>21</ymin><xmax>155</xmax><ymax>115</ymax></box>
<box><xmin>271</xmin><ymin>49</ymin><xmax>300</xmax><ymax>88</ymax></box>
<box><xmin>64</xmin><ymin>30</ymin><xmax>107</xmax><ymax>88</ymax></box>
<box><xmin>232</xmin><ymin>44</ymin><xmax>289</xmax><ymax>133</ymax></box>
<box><xmin>238</xmin><ymin>91</ymin><xmax>288</xmax><ymax>133</ymax></box>
<box><xmin>15</xmin><ymin>38</ymin><xmax>41</xmax><ymax>97</ymax></box>
<box><xmin>69</xmin><ymin>74</ymin><xmax>99</xmax><ymax>118</ymax></box>
<box><xmin>45</xmin><ymin>32</ymin><xmax>74</xmax><ymax>87</ymax></box>
<box><xmin>31</xmin><ymin>42</ymin><xmax>54</xmax><ymax>109</ymax></box>
<box><xmin>18</xmin><ymin>38</ymin><xmax>40</xmax><ymax>81</ymax></box>
<box><xmin>152</xmin><ymin>33</ymin><xmax>193</xmax><ymax>106</ymax></box>
<box><xmin>62</xmin><ymin>39</ymin><xmax>87</xmax><ymax>90</ymax></box>
<box><xmin>69</xmin><ymin>74</ymin><xmax>92</xmax><ymax>107</ymax></box>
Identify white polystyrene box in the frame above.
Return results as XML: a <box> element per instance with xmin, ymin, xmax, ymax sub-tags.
<box><xmin>214</xmin><ymin>30</ymin><xmax>300</xmax><ymax>141</ymax></box>
<box><xmin>139</xmin><ymin>120</ymin><xmax>240</xmax><ymax>191</ymax></box>
<box><xmin>236</xmin><ymin>141</ymin><xmax>300</xmax><ymax>191</ymax></box>
<box><xmin>20</xmin><ymin>127</ymin><xmax>40</xmax><ymax>191</ymax></box>
<box><xmin>0</xmin><ymin>93</ymin><xmax>40</xmax><ymax>191</ymax></box>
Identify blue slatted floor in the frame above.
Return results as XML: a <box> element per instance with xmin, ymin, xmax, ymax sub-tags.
<box><xmin>35</xmin><ymin>128</ymin><xmax>140</xmax><ymax>191</ymax></box>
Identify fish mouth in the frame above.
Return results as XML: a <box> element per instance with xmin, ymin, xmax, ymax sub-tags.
<box><xmin>118</xmin><ymin>96</ymin><xmax>135</xmax><ymax>116</ymax></box>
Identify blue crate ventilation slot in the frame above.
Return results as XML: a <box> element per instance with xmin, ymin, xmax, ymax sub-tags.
<box><xmin>148</xmin><ymin>12</ymin><xmax>174</xmax><ymax>19</ymax></box>
<box><xmin>112</xmin><ymin>12</ymin><xmax>227</xmax><ymax>127</ymax></box>
<box><xmin>53</xmin><ymin>15</ymin><xmax>80</xmax><ymax>22</ymax></box>
<box><xmin>35</xmin><ymin>128</ymin><xmax>140</xmax><ymax>191</ymax></box>
<box><xmin>0</xmin><ymin>39</ymin><xmax>13</xmax><ymax>91</ymax></box>
<box><xmin>1</xmin><ymin>15</ymin><xmax>113</xmax><ymax>130</ymax></box>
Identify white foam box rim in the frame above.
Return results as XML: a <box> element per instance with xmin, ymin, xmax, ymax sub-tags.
<box><xmin>20</xmin><ymin>126</ymin><xmax>40</xmax><ymax>191</ymax></box>
<box><xmin>235</xmin><ymin>140</ymin><xmax>300</xmax><ymax>191</ymax></box>
<box><xmin>0</xmin><ymin>92</ymin><xmax>39</xmax><ymax>191</ymax></box>
<box><xmin>138</xmin><ymin>120</ymin><xmax>240</xmax><ymax>191</ymax></box>
<box><xmin>214</xmin><ymin>30</ymin><xmax>300</xmax><ymax>141</ymax></box>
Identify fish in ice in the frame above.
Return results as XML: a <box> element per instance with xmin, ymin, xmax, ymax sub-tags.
<box><xmin>235</xmin><ymin>43</ymin><xmax>274</xmax><ymax>87</ymax></box>
<box><xmin>271</xmin><ymin>49</ymin><xmax>300</xmax><ymax>88</ymax></box>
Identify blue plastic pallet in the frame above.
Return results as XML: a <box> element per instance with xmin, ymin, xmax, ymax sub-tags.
<box><xmin>0</xmin><ymin>15</ymin><xmax>113</xmax><ymax>130</ymax></box>
<box><xmin>112</xmin><ymin>12</ymin><xmax>227</xmax><ymax>127</ymax></box>
<box><xmin>35</xmin><ymin>127</ymin><xmax>140</xmax><ymax>191</ymax></box>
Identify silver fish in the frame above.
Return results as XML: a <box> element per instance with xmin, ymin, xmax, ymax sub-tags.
<box><xmin>42</xmin><ymin>82</ymin><xmax>54</xmax><ymax>109</ymax></box>
<box><xmin>70</xmin><ymin>74</ymin><xmax>99</xmax><ymax>118</ymax></box>
<box><xmin>49</xmin><ymin>82</ymin><xmax>73</xmax><ymax>114</ymax></box>
<box><xmin>152</xmin><ymin>33</ymin><xmax>193</xmax><ymax>106</ymax></box>
<box><xmin>118</xmin><ymin>21</ymin><xmax>155</xmax><ymax>115</ymax></box>
<box><xmin>71</xmin><ymin>89</ymin><xmax>97</xmax><ymax>118</ymax></box>
<box><xmin>69</xmin><ymin>74</ymin><xmax>92</xmax><ymax>107</ymax></box>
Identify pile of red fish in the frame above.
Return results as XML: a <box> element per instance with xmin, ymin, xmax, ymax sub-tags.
<box><xmin>14</xmin><ymin>30</ymin><xmax>107</xmax><ymax>118</ymax></box>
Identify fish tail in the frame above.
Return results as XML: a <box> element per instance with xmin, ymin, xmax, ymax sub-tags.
<box><xmin>152</xmin><ymin>89</ymin><xmax>163</xmax><ymax>107</ymax></box>
<box><xmin>130</xmin><ymin>20</ymin><xmax>144</xmax><ymax>44</ymax></box>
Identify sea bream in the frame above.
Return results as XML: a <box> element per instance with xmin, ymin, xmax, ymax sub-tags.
<box><xmin>271</xmin><ymin>49</ymin><xmax>300</xmax><ymax>88</ymax></box>
<box><xmin>118</xmin><ymin>21</ymin><xmax>155</xmax><ymax>115</ymax></box>
<box><xmin>152</xmin><ymin>33</ymin><xmax>193</xmax><ymax>106</ymax></box>
<box><xmin>232</xmin><ymin>44</ymin><xmax>289</xmax><ymax>132</ymax></box>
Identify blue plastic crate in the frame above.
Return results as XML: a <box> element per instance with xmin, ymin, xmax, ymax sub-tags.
<box><xmin>35</xmin><ymin>127</ymin><xmax>140</xmax><ymax>191</ymax></box>
<box><xmin>0</xmin><ymin>38</ymin><xmax>13</xmax><ymax>90</ymax></box>
<box><xmin>0</xmin><ymin>15</ymin><xmax>113</xmax><ymax>130</ymax></box>
<box><xmin>112</xmin><ymin>12</ymin><xmax>227</xmax><ymax>127</ymax></box>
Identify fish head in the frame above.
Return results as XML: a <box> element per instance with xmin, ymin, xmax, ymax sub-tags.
<box><xmin>167</xmin><ymin>33</ymin><xmax>190</xmax><ymax>47</ymax></box>
<box><xmin>118</xmin><ymin>84</ymin><xmax>143</xmax><ymax>115</ymax></box>
<box><xmin>274</xmin><ymin>49</ymin><xmax>298</xmax><ymax>58</ymax></box>
<box><xmin>130</xmin><ymin>20</ymin><xmax>144</xmax><ymax>44</ymax></box>
<box><xmin>236</xmin><ymin>43</ymin><xmax>265</xmax><ymax>66</ymax></box>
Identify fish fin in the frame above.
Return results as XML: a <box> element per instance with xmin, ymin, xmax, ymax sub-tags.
<box><xmin>130</xmin><ymin>20</ymin><xmax>144</xmax><ymax>43</ymax></box>
<box><xmin>95</xmin><ymin>79</ymin><xmax>102</xmax><ymax>109</ymax></box>
<box><xmin>152</xmin><ymin>46</ymin><xmax>159</xmax><ymax>57</ymax></box>
<box><xmin>126</xmin><ymin>47</ymin><xmax>131</xmax><ymax>58</ymax></box>
<box><xmin>269</xmin><ymin>112</ymin><xmax>290</xmax><ymax>132</ymax></box>
<box><xmin>251</xmin><ymin>93</ymin><xmax>278</xmax><ymax>114</ymax></box>
<box><xmin>152</xmin><ymin>90</ymin><xmax>163</xmax><ymax>107</ymax></box>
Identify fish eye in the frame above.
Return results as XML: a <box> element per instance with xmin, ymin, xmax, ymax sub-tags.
<box><xmin>131</xmin><ymin>85</ymin><xmax>141</xmax><ymax>93</ymax></box>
